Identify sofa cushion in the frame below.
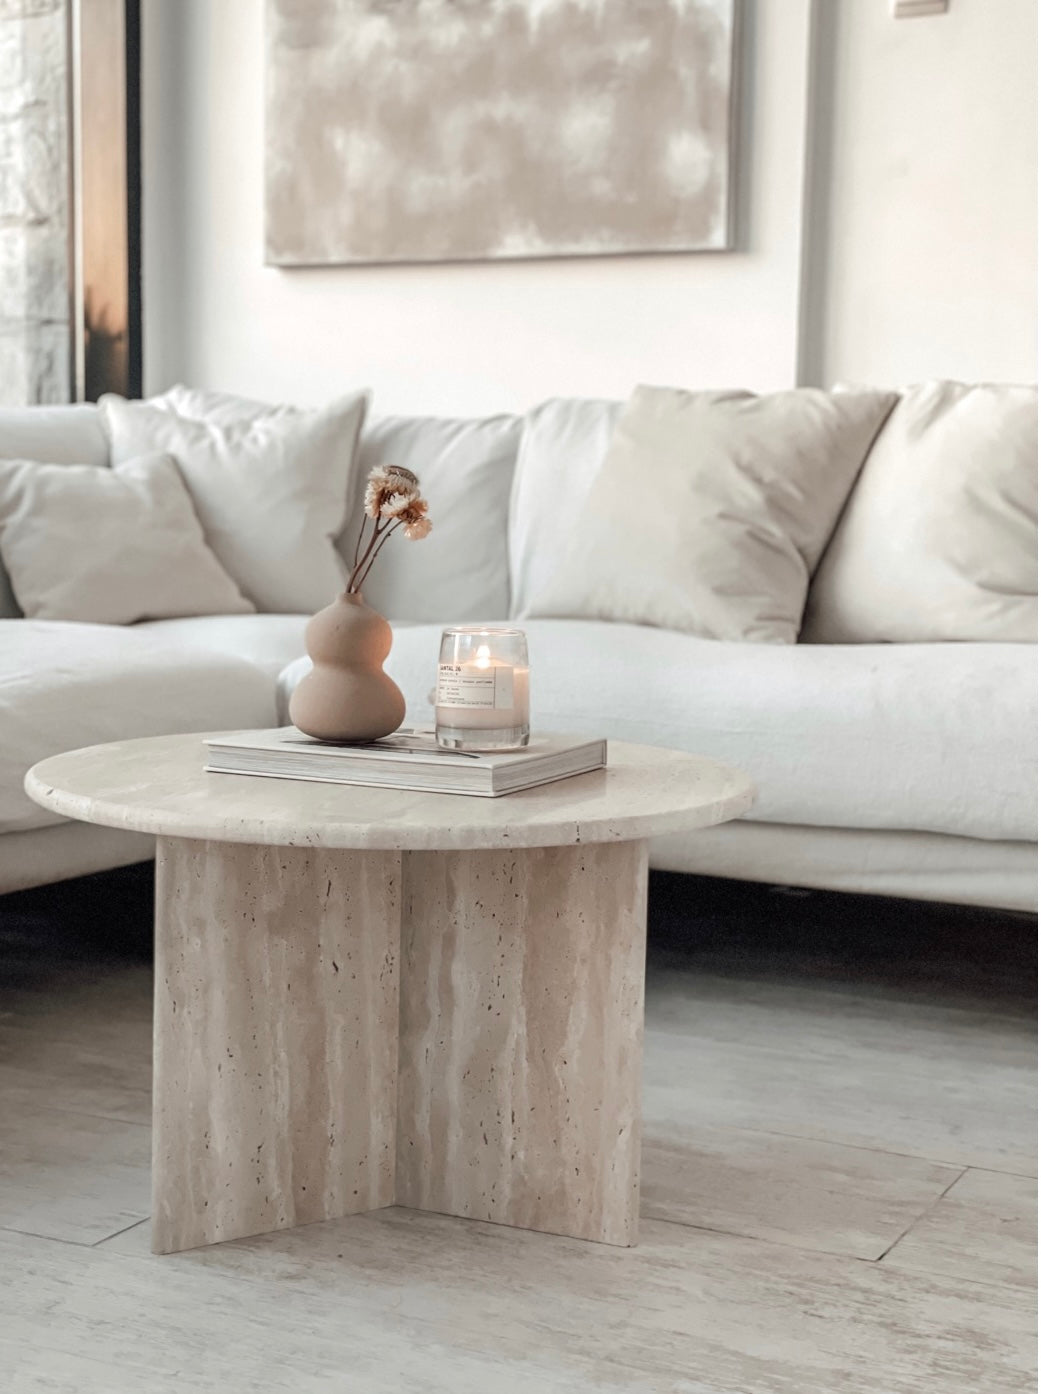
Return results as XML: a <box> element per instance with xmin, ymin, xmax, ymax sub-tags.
<box><xmin>150</xmin><ymin>384</ymin><xmax>309</xmax><ymax>427</ymax></box>
<box><xmin>0</xmin><ymin>403</ymin><xmax>108</xmax><ymax>468</ymax></box>
<box><xmin>0</xmin><ymin>403</ymin><xmax>110</xmax><ymax>619</ymax></box>
<box><xmin>509</xmin><ymin>397</ymin><xmax>623</xmax><ymax>619</ymax></box>
<box><xmin>528</xmin><ymin>385</ymin><xmax>897</xmax><ymax>642</ymax></box>
<box><xmin>804</xmin><ymin>382</ymin><xmax>1038</xmax><ymax>643</ymax></box>
<box><xmin>99</xmin><ymin>391</ymin><xmax>369</xmax><ymax>613</ymax></box>
<box><xmin>0</xmin><ymin>621</ymin><xmax>279</xmax><ymax>834</ymax></box>
<box><xmin>139</xmin><ymin>613</ymin><xmax>310</xmax><ymax>680</ymax></box>
<box><xmin>0</xmin><ymin>453</ymin><xmax>252</xmax><ymax>623</ymax></box>
<box><xmin>157</xmin><ymin>390</ymin><xmax>521</xmax><ymax>623</ymax></box>
<box><xmin>337</xmin><ymin>413</ymin><xmax>521</xmax><ymax>622</ymax></box>
<box><xmin>360</xmin><ymin>620</ymin><xmax>1037</xmax><ymax>842</ymax></box>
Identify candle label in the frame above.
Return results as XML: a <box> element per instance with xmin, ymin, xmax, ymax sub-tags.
<box><xmin>437</xmin><ymin>663</ymin><xmax>515</xmax><ymax>710</ymax></box>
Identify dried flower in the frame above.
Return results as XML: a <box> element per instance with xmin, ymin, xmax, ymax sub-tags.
<box><xmin>400</xmin><ymin>498</ymin><xmax>432</xmax><ymax>540</ymax></box>
<box><xmin>364</xmin><ymin>464</ymin><xmax>420</xmax><ymax>519</ymax></box>
<box><xmin>348</xmin><ymin>465</ymin><xmax>432</xmax><ymax>592</ymax></box>
<box><xmin>379</xmin><ymin>490</ymin><xmax>418</xmax><ymax>519</ymax></box>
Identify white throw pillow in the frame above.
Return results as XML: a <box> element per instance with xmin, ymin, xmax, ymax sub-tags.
<box><xmin>803</xmin><ymin>382</ymin><xmax>1038</xmax><ymax>643</ymax></box>
<box><xmin>99</xmin><ymin>390</ymin><xmax>369</xmax><ymax>613</ymax></box>
<box><xmin>0</xmin><ymin>403</ymin><xmax>109</xmax><ymax>466</ymax></box>
<box><xmin>150</xmin><ymin>383</ymin><xmax>303</xmax><ymax>427</ymax></box>
<box><xmin>0</xmin><ymin>452</ymin><xmax>253</xmax><ymax>623</ymax></box>
<box><xmin>529</xmin><ymin>384</ymin><xmax>897</xmax><ymax>643</ymax></box>
<box><xmin>0</xmin><ymin>403</ymin><xmax>111</xmax><ymax>618</ymax></box>
<box><xmin>508</xmin><ymin>397</ymin><xmax>624</xmax><ymax>618</ymax></box>
<box><xmin>339</xmin><ymin>413</ymin><xmax>522</xmax><ymax>621</ymax></box>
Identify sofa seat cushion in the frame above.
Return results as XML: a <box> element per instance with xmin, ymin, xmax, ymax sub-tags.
<box><xmin>366</xmin><ymin>621</ymin><xmax>1037</xmax><ymax>842</ymax></box>
<box><xmin>139</xmin><ymin>614</ymin><xmax>311</xmax><ymax>680</ymax></box>
<box><xmin>0</xmin><ymin>621</ymin><xmax>280</xmax><ymax>834</ymax></box>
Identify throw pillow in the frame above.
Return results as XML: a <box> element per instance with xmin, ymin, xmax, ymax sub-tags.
<box><xmin>529</xmin><ymin>384</ymin><xmax>897</xmax><ymax>642</ymax></box>
<box><xmin>99</xmin><ymin>390</ymin><xmax>369</xmax><ymax>613</ymax></box>
<box><xmin>508</xmin><ymin>397</ymin><xmax>624</xmax><ymax>619</ymax></box>
<box><xmin>802</xmin><ymin>381</ymin><xmax>1038</xmax><ymax>643</ymax></box>
<box><xmin>149</xmin><ymin>383</ymin><xmax>303</xmax><ymax>427</ymax></box>
<box><xmin>0</xmin><ymin>452</ymin><xmax>253</xmax><ymax>624</ymax></box>
<box><xmin>339</xmin><ymin>413</ymin><xmax>523</xmax><ymax>621</ymax></box>
<box><xmin>0</xmin><ymin>403</ymin><xmax>111</xmax><ymax>618</ymax></box>
<box><xmin>155</xmin><ymin>389</ymin><xmax>522</xmax><ymax>621</ymax></box>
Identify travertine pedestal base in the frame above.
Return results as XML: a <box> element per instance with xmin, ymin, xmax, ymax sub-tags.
<box><xmin>152</xmin><ymin>838</ymin><xmax>401</xmax><ymax>1254</ymax></box>
<box><xmin>397</xmin><ymin>844</ymin><xmax>647</xmax><ymax>1245</ymax></box>
<box><xmin>152</xmin><ymin>836</ymin><xmax>648</xmax><ymax>1253</ymax></box>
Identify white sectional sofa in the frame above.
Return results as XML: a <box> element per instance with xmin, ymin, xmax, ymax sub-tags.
<box><xmin>1</xmin><ymin>386</ymin><xmax>1036</xmax><ymax>910</ymax></box>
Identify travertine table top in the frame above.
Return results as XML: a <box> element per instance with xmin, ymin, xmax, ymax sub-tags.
<box><xmin>25</xmin><ymin>732</ymin><xmax>755</xmax><ymax>852</ymax></box>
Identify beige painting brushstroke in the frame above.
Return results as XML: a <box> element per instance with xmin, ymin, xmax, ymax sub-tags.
<box><xmin>264</xmin><ymin>0</ymin><xmax>737</xmax><ymax>266</ymax></box>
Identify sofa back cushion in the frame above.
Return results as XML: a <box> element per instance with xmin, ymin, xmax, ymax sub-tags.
<box><xmin>508</xmin><ymin>397</ymin><xmax>624</xmax><ymax>618</ymax></box>
<box><xmin>524</xmin><ymin>384</ymin><xmax>897</xmax><ymax>642</ymax></box>
<box><xmin>803</xmin><ymin>381</ymin><xmax>1038</xmax><ymax>643</ymax></box>
<box><xmin>0</xmin><ymin>404</ymin><xmax>110</xmax><ymax>618</ymax></box>
<box><xmin>339</xmin><ymin>413</ymin><xmax>521</xmax><ymax>621</ymax></box>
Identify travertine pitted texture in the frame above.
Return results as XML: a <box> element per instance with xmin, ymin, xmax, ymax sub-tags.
<box><xmin>152</xmin><ymin>837</ymin><xmax>400</xmax><ymax>1254</ymax></box>
<box><xmin>398</xmin><ymin>843</ymin><xmax>648</xmax><ymax>1246</ymax></box>
<box><xmin>28</xmin><ymin>737</ymin><xmax>754</xmax><ymax>1252</ymax></box>
<box><xmin>26</xmin><ymin>734</ymin><xmax>755</xmax><ymax>850</ymax></box>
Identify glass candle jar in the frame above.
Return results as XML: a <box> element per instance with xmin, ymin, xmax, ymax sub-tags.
<box><xmin>435</xmin><ymin>627</ymin><xmax>530</xmax><ymax>751</ymax></box>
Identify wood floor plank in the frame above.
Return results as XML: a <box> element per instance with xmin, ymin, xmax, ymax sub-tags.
<box><xmin>0</xmin><ymin>1101</ymin><xmax>150</xmax><ymax>1245</ymax></box>
<box><xmin>0</xmin><ymin>964</ymin><xmax>153</xmax><ymax>1040</ymax></box>
<box><xmin>641</xmin><ymin>1126</ymin><xmax>961</xmax><ymax>1259</ymax></box>
<box><xmin>0</xmin><ymin>1022</ymin><xmax>151</xmax><ymax>1126</ymax></box>
<box><xmin>883</xmin><ymin>1169</ymin><xmax>1038</xmax><ymax>1290</ymax></box>
<box><xmin>3</xmin><ymin>874</ymin><xmax>1035</xmax><ymax>1390</ymax></box>
<box><xmin>73</xmin><ymin>1208</ymin><xmax>1039</xmax><ymax>1393</ymax></box>
<box><xmin>643</xmin><ymin>967</ymin><xmax>1038</xmax><ymax>1175</ymax></box>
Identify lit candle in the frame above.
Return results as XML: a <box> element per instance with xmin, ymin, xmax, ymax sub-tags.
<box><xmin>436</xmin><ymin>627</ymin><xmax>530</xmax><ymax>750</ymax></box>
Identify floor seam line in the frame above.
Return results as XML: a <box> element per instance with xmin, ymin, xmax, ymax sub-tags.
<box><xmin>873</xmin><ymin>1165</ymin><xmax>970</xmax><ymax>1263</ymax></box>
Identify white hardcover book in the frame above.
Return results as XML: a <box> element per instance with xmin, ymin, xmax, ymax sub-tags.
<box><xmin>204</xmin><ymin>728</ymin><xmax>607</xmax><ymax>797</ymax></box>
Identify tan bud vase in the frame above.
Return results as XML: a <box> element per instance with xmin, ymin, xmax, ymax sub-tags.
<box><xmin>289</xmin><ymin>592</ymin><xmax>406</xmax><ymax>743</ymax></box>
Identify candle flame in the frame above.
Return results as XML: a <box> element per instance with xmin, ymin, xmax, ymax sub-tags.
<box><xmin>475</xmin><ymin>644</ymin><xmax>491</xmax><ymax>669</ymax></box>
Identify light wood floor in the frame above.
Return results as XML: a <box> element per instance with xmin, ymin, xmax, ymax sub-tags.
<box><xmin>2</xmin><ymin>867</ymin><xmax>1036</xmax><ymax>1393</ymax></box>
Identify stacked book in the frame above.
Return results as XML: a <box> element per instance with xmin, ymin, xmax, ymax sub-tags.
<box><xmin>204</xmin><ymin>728</ymin><xmax>607</xmax><ymax>797</ymax></box>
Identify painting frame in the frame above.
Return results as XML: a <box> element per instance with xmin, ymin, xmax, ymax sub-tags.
<box><xmin>264</xmin><ymin>0</ymin><xmax>740</xmax><ymax>268</ymax></box>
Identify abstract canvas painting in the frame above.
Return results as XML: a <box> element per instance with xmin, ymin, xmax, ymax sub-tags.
<box><xmin>265</xmin><ymin>0</ymin><xmax>738</xmax><ymax>266</ymax></box>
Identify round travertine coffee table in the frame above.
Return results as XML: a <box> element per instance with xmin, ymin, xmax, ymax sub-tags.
<box><xmin>26</xmin><ymin>733</ymin><xmax>754</xmax><ymax>1255</ymax></box>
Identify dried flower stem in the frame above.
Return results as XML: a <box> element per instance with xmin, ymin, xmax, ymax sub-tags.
<box><xmin>351</xmin><ymin>509</ymin><xmax>369</xmax><ymax>570</ymax></box>
<box><xmin>354</xmin><ymin>520</ymin><xmax>401</xmax><ymax>591</ymax></box>
<box><xmin>346</xmin><ymin>516</ymin><xmax>389</xmax><ymax>592</ymax></box>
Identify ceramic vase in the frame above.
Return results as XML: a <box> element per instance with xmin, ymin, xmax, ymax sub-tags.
<box><xmin>289</xmin><ymin>592</ymin><xmax>406</xmax><ymax>743</ymax></box>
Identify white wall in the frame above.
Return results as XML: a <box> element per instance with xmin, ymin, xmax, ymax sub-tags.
<box><xmin>141</xmin><ymin>1</ymin><xmax>1037</xmax><ymax>414</ymax></box>
<box><xmin>806</xmin><ymin>0</ymin><xmax>1037</xmax><ymax>387</ymax></box>
<box><xmin>141</xmin><ymin>0</ymin><xmax>813</xmax><ymax>413</ymax></box>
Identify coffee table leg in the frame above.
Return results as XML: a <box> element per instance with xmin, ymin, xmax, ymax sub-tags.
<box><xmin>396</xmin><ymin>840</ymin><xmax>648</xmax><ymax>1246</ymax></box>
<box><xmin>151</xmin><ymin>836</ymin><xmax>400</xmax><ymax>1254</ymax></box>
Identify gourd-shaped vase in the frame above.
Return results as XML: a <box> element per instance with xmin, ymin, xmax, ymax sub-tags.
<box><xmin>289</xmin><ymin>592</ymin><xmax>406</xmax><ymax>743</ymax></box>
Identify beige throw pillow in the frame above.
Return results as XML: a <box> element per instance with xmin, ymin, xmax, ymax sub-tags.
<box><xmin>100</xmin><ymin>391</ymin><xmax>369</xmax><ymax>613</ymax></box>
<box><xmin>530</xmin><ymin>384</ymin><xmax>897</xmax><ymax>642</ymax></box>
<box><xmin>0</xmin><ymin>453</ymin><xmax>253</xmax><ymax>623</ymax></box>
<box><xmin>803</xmin><ymin>382</ymin><xmax>1038</xmax><ymax>643</ymax></box>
